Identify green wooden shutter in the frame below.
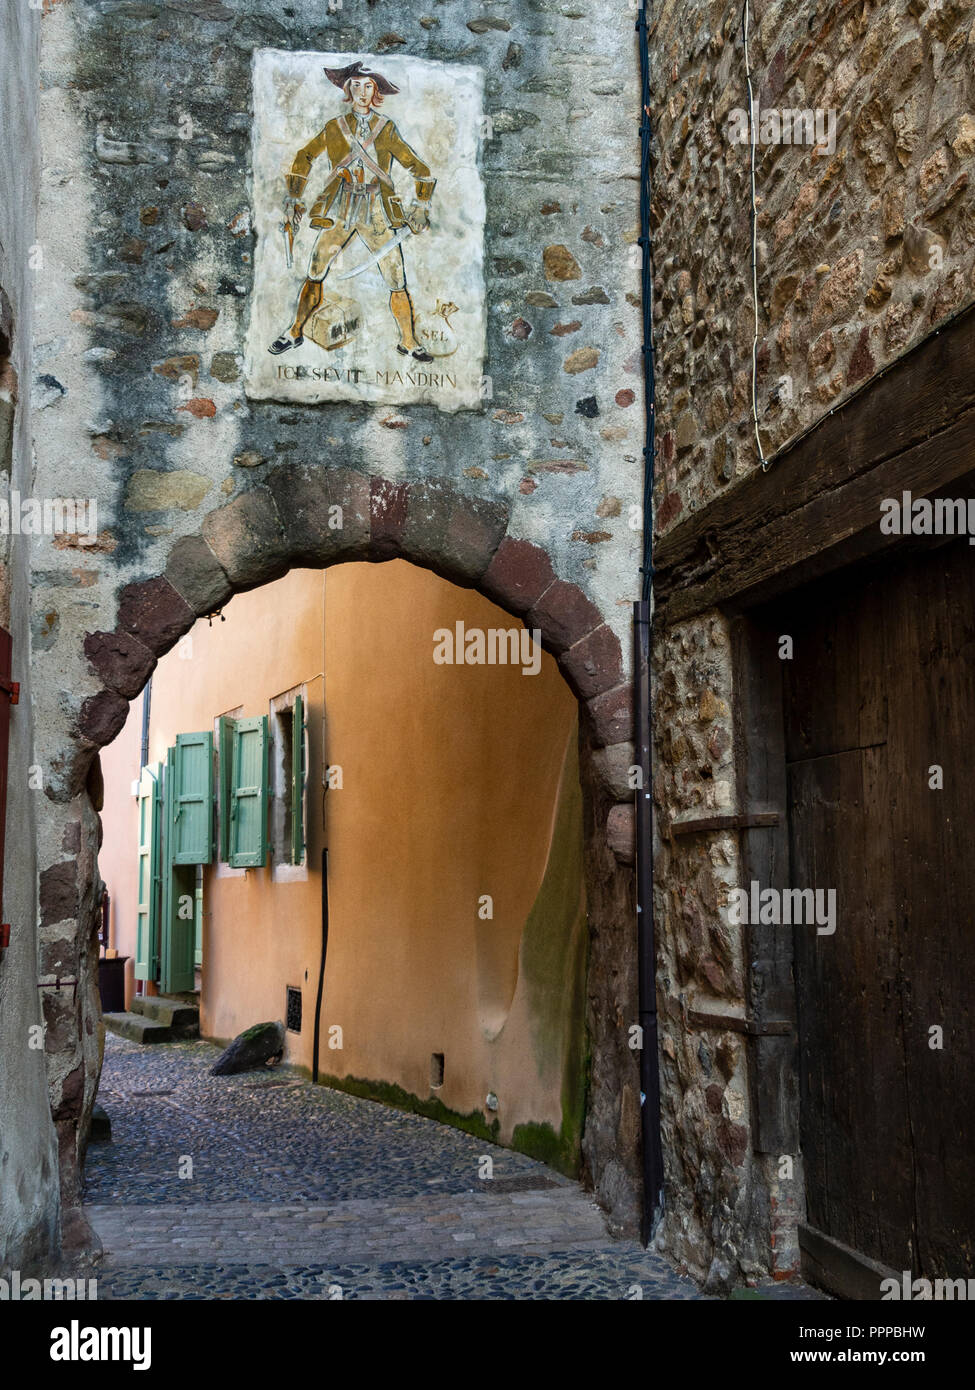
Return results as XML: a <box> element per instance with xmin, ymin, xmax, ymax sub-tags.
<box><xmin>170</xmin><ymin>731</ymin><xmax>214</xmax><ymax>865</ymax></box>
<box><xmin>229</xmin><ymin>715</ymin><xmax>269</xmax><ymax>868</ymax></box>
<box><xmin>290</xmin><ymin>695</ymin><xmax>305</xmax><ymax>865</ymax></box>
<box><xmin>218</xmin><ymin>715</ymin><xmax>236</xmax><ymax>863</ymax></box>
<box><xmin>160</xmin><ymin>746</ymin><xmax>197</xmax><ymax>993</ymax></box>
<box><xmin>135</xmin><ymin>763</ymin><xmax>163</xmax><ymax>982</ymax></box>
<box><xmin>194</xmin><ymin>866</ymin><xmax>204</xmax><ymax>968</ymax></box>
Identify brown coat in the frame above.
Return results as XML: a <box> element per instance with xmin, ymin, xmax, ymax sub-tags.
<box><xmin>286</xmin><ymin>112</ymin><xmax>435</xmax><ymax>230</ymax></box>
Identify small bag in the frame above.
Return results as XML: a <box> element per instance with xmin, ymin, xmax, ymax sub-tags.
<box><xmin>417</xmin><ymin>300</ymin><xmax>459</xmax><ymax>358</ymax></box>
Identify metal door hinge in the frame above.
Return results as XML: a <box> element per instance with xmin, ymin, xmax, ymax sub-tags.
<box><xmin>0</xmin><ymin>676</ymin><xmax>19</xmax><ymax>704</ymax></box>
<box><xmin>685</xmin><ymin>1006</ymin><xmax>791</xmax><ymax>1037</ymax></box>
<box><xmin>669</xmin><ymin>810</ymin><xmax>781</xmax><ymax>838</ymax></box>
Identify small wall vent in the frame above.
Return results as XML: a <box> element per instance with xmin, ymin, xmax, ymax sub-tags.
<box><xmin>286</xmin><ymin>986</ymin><xmax>302</xmax><ymax>1033</ymax></box>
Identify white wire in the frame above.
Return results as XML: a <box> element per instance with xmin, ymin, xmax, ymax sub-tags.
<box><xmin>743</xmin><ymin>0</ymin><xmax>768</xmax><ymax>471</ymax></box>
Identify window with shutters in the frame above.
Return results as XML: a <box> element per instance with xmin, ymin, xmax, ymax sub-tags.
<box><xmin>215</xmin><ymin>707</ymin><xmax>245</xmax><ymax>877</ymax></box>
<box><xmin>227</xmin><ymin>715</ymin><xmax>270</xmax><ymax>869</ymax></box>
<box><xmin>169</xmin><ymin>731</ymin><xmax>214</xmax><ymax>865</ymax></box>
<box><xmin>269</xmin><ymin>687</ymin><xmax>307</xmax><ymax>880</ymax></box>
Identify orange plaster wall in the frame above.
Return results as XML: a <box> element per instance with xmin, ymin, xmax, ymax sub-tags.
<box><xmin>97</xmin><ymin>560</ymin><xmax>585</xmax><ymax>1146</ymax></box>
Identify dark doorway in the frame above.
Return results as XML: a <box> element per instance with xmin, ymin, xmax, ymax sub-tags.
<box><xmin>779</xmin><ymin>534</ymin><xmax>975</xmax><ymax>1281</ymax></box>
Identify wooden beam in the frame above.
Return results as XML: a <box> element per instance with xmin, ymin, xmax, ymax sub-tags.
<box><xmin>654</xmin><ymin>304</ymin><xmax>975</xmax><ymax>624</ymax></box>
<box><xmin>799</xmin><ymin>1223</ymin><xmax>899</xmax><ymax>1301</ymax></box>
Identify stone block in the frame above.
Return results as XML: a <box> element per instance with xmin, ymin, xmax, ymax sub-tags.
<box><xmin>40</xmin><ymin>862</ymin><xmax>79</xmax><ymax>929</ymax></box>
<box><xmin>441</xmin><ymin>492</ymin><xmax>509</xmax><ymax>584</ymax></box>
<box><xmin>370</xmin><ymin>476</ymin><xmax>410</xmax><ymax>558</ymax></box>
<box><xmin>606</xmin><ymin>804</ymin><xmax>636</xmax><ymax>864</ymax></box>
<box><xmin>43</xmin><ymin>993</ymin><xmax>78</xmax><ymax>1053</ymax></box>
<box><xmin>116</xmin><ymin>576</ymin><xmax>195</xmax><ymax>656</ymax></box>
<box><xmin>325</xmin><ymin>467</ymin><xmax>372</xmax><ymax>551</ymax></box>
<box><xmin>53</xmin><ymin>1063</ymin><xmax>85</xmax><ymax>1122</ymax></box>
<box><xmin>201</xmin><ymin>488</ymin><xmax>288</xmax><ymax>590</ymax></box>
<box><xmin>590</xmin><ymin>741</ymin><xmax>638</xmax><ymax>799</ymax></box>
<box><xmin>399</xmin><ymin>479</ymin><xmax>454</xmax><ymax>572</ymax></box>
<box><xmin>586</xmin><ymin>683</ymin><xmax>634</xmax><ymax>748</ymax></box>
<box><xmin>164</xmin><ymin>534</ymin><xmax>233</xmax><ymax>616</ymax></box>
<box><xmin>76</xmin><ymin>689</ymin><xmax>129</xmax><ymax>748</ymax></box>
<box><xmin>266</xmin><ymin>463</ymin><xmax>369</xmax><ymax>566</ymax></box>
<box><xmin>39</xmin><ymin>937</ymin><xmax>77</xmax><ymax>978</ymax></box>
<box><xmin>83</xmin><ymin>629</ymin><xmax>155</xmax><ymax>699</ymax></box>
<box><xmin>528</xmin><ymin>579</ymin><xmax>603</xmax><ymax>653</ymax></box>
<box><xmin>481</xmin><ymin>538</ymin><xmax>556</xmax><ymax>616</ymax></box>
<box><xmin>560</xmin><ymin>623</ymin><xmax>623</xmax><ymax>699</ymax></box>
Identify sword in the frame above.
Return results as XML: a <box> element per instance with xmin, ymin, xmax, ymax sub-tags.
<box><xmin>335</xmin><ymin>225</ymin><xmax>413</xmax><ymax>281</ymax></box>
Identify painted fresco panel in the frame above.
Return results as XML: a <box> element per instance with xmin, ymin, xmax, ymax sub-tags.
<box><xmin>245</xmin><ymin>50</ymin><xmax>486</xmax><ymax>411</ymax></box>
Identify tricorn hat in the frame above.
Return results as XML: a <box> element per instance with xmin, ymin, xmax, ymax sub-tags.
<box><xmin>324</xmin><ymin>60</ymin><xmax>399</xmax><ymax>95</ymax></box>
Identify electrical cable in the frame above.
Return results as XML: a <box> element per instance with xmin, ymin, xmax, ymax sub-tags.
<box><xmin>638</xmin><ymin>0</ymin><xmax>656</xmax><ymax>602</ymax></box>
<box><xmin>742</xmin><ymin>0</ymin><xmax>769</xmax><ymax>470</ymax></box>
<box><xmin>636</xmin><ymin>0</ymin><xmax>666</xmax><ymax>1249</ymax></box>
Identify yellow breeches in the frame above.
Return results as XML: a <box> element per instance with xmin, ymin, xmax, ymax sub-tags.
<box><xmin>307</xmin><ymin>204</ymin><xmax>406</xmax><ymax>289</ymax></box>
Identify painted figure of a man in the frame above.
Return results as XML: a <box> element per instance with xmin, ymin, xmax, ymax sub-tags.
<box><xmin>269</xmin><ymin>61</ymin><xmax>436</xmax><ymax>361</ymax></box>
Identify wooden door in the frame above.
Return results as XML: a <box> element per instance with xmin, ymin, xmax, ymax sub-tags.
<box><xmin>783</xmin><ymin>536</ymin><xmax>975</xmax><ymax>1282</ymax></box>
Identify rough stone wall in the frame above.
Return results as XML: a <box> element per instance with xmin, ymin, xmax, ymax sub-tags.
<box><xmin>648</xmin><ymin>0</ymin><xmax>975</xmax><ymax>1282</ymax></box>
<box><xmin>651</xmin><ymin>0</ymin><xmax>975</xmax><ymax>524</ymax></box>
<box><xmin>26</xmin><ymin>0</ymin><xmax>648</xmax><ymax>1246</ymax></box>
<box><xmin>651</xmin><ymin>615</ymin><xmax>773</xmax><ymax>1286</ymax></box>
<box><xmin>0</xmin><ymin>3</ymin><xmax>62</xmax><ymax>1274</ymax></box>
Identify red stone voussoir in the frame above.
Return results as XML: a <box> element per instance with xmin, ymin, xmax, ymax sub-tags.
<box><xmin>116</xmin><ymin>576</ymin><xmax>195</xmax><ymax>656</ymax></box>
<box><xmin>480</xmin><ymin>537</ymin><xmax>555</xmax><ymax>616</ymax></box>
<box><xmin>559</xmin><ymin>622</ymin><xmax>623</xmax><ymax>700</ymax></box>
<box><xmin>528</xmin><ymin>578</ymin><xmax>604</xmax><ymax>654</ymax></box>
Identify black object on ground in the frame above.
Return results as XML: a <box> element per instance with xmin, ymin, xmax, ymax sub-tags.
<box><xmin>210</xmin><ymin>1021</ymin><xmax>286</xmax><ymax>1076</ymax></box>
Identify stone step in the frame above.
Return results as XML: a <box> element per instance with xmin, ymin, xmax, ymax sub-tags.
<box><xmin>102</xmin><ymin>1011</ymin><xmax>173</xmax><ymax>1044</ymax></box>
<box><xmin>130</xmin><ymin>996</ymin><xmax>199</xmax><ymax>1036</ymax></box>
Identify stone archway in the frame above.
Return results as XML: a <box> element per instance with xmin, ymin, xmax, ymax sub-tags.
<box><xmin>39</xmin><ymin>468</ymin><xmax>641</xmax><ymax>1243</ymax></box>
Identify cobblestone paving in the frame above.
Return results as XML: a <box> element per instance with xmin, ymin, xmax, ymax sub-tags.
<box><xmin>87</xmin><ymin>1036</ymin><xmax>548</xmax><ymax>1205</ymax></box>
<box><xmin>83</xmin><ymin>1035</ymin><xmax>809</xmax><ymax>1301</ymax></box>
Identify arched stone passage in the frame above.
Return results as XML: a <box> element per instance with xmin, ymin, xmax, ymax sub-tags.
<box><xmin>41</xmin><ymin>469</ymin><xmax>641</xmax><ymax>1241</ymax></box>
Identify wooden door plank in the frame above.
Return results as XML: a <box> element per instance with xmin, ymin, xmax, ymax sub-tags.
<box><xmin>894</xmin><ymin>541</ymin><xmax>975</xmax><ymax>1276</ymax></box>
<box><xmin>730</xmin><ymin>615</ymin><xmax>797</xmax><ymax>1153</ymax></box>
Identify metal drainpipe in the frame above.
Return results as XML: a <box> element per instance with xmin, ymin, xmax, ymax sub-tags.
<box><xmin>312</xmin><ymin>846</ymin><xmax>329</xmax><ymax>1085</ymax></box>
<box><xmin>635</xmin><ymin>0</ymin><xmax>665</xmax><ymax>1245</ymax></box>
<box><xmin>140</xmin><ymin>676</ymin><xmax>152</xmax><ymax>770</ymax></box>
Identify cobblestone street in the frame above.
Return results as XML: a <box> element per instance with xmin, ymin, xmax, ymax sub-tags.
<box><xmin>85</xmin><ymin>1035</ymin><xmax>703</xmax><ymax>1300</ymax></box>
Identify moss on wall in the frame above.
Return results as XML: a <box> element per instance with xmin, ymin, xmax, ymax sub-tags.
<box><xmin>516</xmin><ymin>729</ymin><xmax>590</xmax><ymax>1175</ymax></box>
<box><xmin>314</xmin><ymin>1070</ymin><xmax>501</xmax><ymax>1146</ymax></box>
